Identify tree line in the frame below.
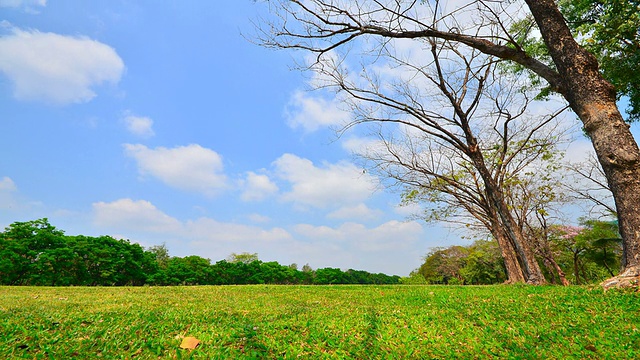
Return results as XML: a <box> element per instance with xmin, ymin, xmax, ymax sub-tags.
<box><xmin>0</xmin><ymin>219</ymin><xmax>400</xmax><ymax>286</ymax></box>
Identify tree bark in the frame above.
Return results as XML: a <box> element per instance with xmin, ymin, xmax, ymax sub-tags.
<box><xmin>489</xmin><ymin>215</ymin><xmax>526</xmax><ymax>283</ymax></box>
<box><xmin>495</xmin><ymin>229</ymin><xmax>526</xmax><ymax>283</ymax></box>
<box><xmin>524</xmin><ymin>0</ymin><xmax>640</xmax><ymax>286</ymax></box>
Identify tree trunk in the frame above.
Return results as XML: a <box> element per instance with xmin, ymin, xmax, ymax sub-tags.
<box><xmin>489</xmin><ymin>211</ymin><xmax>525</xmax><ymax>283</ymax></box>
<box><xmin>573</xmin><ymin>252</ymin><xmax>581</xmax><ymax>285</ymax></box>
<box><xmin>549</xmin><ymin>255</ymin><xmax>570</xmax><ymax>286</ymax></box>
<box><xmin>468</xmin><ymin>148</ymin><xmax>546</xmax><ymax>284</ymax></box>
<box><xmin>525</xmin><ymin>0</ymin><xmax>640</xmax><ymax>287</ymax></box>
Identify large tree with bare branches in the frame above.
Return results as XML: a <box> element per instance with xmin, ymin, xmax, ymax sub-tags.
<box><xmin>356</xmin><ymin>44</ymin><xmax>570</xmax><ymax>283</ymax></box>
<box><xmin>256</xmin><ymin>0</ymin><xmax>640</xmax><ymax>287</ymax></box>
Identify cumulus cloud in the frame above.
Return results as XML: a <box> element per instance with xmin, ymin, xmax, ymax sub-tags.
<box><xmin>0</xmin><ymin>26</ymin><xmax>124</xmax><ymax>104</ymax></box>
<box><xmin>240</xmin><ymin>171</ymin><xmax>278</xmax><ymax>201</ymax></box>
<box><xmin>185</xmin><ymin>217</ymin><xmax>292</xmax><ymax>245</ymax></box>
<box><xmin>122</xmin><ymin>113</ymin><xmax>155</xmax><ymax>138</ymax></box>
<box><xmin>327</xmin><ymin>203</ymin><xmax>382</xmax><ymax>221</ymax></box>
<box><xmin>0</xmin><ymin>176</ymin><xmax>17</xmax><ymax>192</ymax></box>
<box><xmin>89</xmin><ymin>196</ymin><xmax>430</xmax><ymax>275</ymax></box>
<box><xmin>273</xmin><ymin>153</ymin><xmax>378</xmax><ymax>209</ymax></box>
<box><xmin>284</xmin><ymin>90</ymin><xmax>351</xmax><ymax>132</ymax></box>
<box><xmin>292</xmin><ymin>220</ymin><xmax>426</xmax><ymax>272</ymax></box>
<box><xmin>123</xmin><ymin>144</ymin><xmax>229</xmax><ymax>196</ymax></box>
<box><xmin>91</xmin><ymin>198</ymin><xmax>297</xmax><ymax>264</ymax></box>
<box><xmin>93</xmin><ymin>198</ymin><xmax>182</xmax><ymax>233</ymax></box>
<box><xmin>247</xmin><ymin>213</ymin><xmax>271</xmax><ymax>223</ymax></box>
<box><xmin>0</xmin><ymin>0</ymin><xmax>45</xmax><ymax>10</ymax></box>
<box><xmin>293</xmin><ymin>221</ymin><xmax>423</xmax><ymax>251</ymax></box>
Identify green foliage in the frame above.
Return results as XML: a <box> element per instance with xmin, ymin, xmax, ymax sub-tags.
<box><xmin>400</xmin><ymin>270</ymin><xmax>428</xmax><ymax>285</ymax></box>
<box><xmin>1</xmin><ymin>286</ymin><xmax>638</xmax><ymax>358</ymax></box>
<box><xmin>227</xmin><ymin>252</ymin><xmax>259</xmax><ymax>264</ymax></box>
<box><xmin>560</xmin><ymin>0</ymin><xmax>640</xmax><ymax>121</ymax></box>
<box><xmin>0</xmin><ymin>219</ymin><xmax>400</xmax><ymax>286</ymax></box>
<box><xmin>510</xmin><ymin>0</ymin><xmax>640</xmax><ymax>119</ymax></box>
<box><xmin>147</xmin><ymin>242</ymin><xmax>170</xmax><ymax>269</ymax></box>
<box><xmin>417</xmin><ymin>240</ymin><xmax>507</xmax><ymax>285</ymax></box>
<box><xmin>550</xmin><ymin>219</ymin><xmax>622</xmax><ymax>284</ymax></box>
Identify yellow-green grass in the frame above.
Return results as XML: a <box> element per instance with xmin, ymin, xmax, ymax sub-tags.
<box><xmin>1</xmin><ymin>285</ymin><xmax>638</xmax><ymax>359</ymax></box>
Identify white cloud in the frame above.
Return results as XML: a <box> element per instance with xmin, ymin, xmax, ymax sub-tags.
<box><xmin>341</xmin><ymin>136</ymin><xmax>379</xmax><ymax>154</ymax></box>
<box><xmin>0</xmin><ymin>176</ymin><xmax>17</xmax><ymax>192</ymax></box>
<box><xmin>294</xmin><ymin>221</ymin><xmax>423</xmax><ymax>252</ymax></box>
<box><xmin>292</xmin><ymin>220</ymin><xmax>426</xmax><ymax>272</ymax></box>
<box><xmin>240</xmin><ymin>171</ymin><xmax>278</xmax><ymax>201</ymax></box>
<box><xmin>273</xmin><ymin>153</ymin><xmax>378</xmax><ymax>209</ymax></box>
<box><xmin>92</xmin><ymin>198</ymin><xmax>182</xmax><ymax>233</ymax></box>
<box><xmin>123</xmin><ymin>113</ymin><xmax>155</xmax><ymax>138</ymax></box>
<box><xmin>0</xmin><ymin>0</ymin><xmax>46</xmax><ymax>9</ymax></box>
<box><xmin>247</xmin><ymin>213</ymin><xmax>271</xmax><ymax>223</ymax></box>
<box><xmin>0</xmin><ymin>176</ymin><xmax>18</xmax><ymax>211</ymax></box>
<box><xmin>124</xmin><ymin>144</ymin><xmax>229</xmax><ymax>196</ymax></box>
<box><xmin>185</xmin><ymin>217</ymin><xmax>292</xmax><ymax>245</ymax></box>
<box><xmin>327</xmin><ymin>203</ymin><xmax>382</xmax><ymax>221</ymax></box>
<box><xmin>0</xmin><ymin>27</ymin><xmax>124</xmax><ymax>104</ymax></box>
<box><xmin>284</xmin><ymin>90</ymin><xmax>351</xmax><ymax>132</ymax></box>
<box><xmin>563</xmin><ymin>139</ymin><xmax>596</xmax><ymax>164</ymax></box>
<box><xmin>88</xmin><ymin>196</ymin><xmax>432</xmax><ymax>275</ymax></box>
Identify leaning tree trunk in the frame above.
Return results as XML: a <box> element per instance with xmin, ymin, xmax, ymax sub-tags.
<box><xmin>468</xmin><ymin>147</ymin><xmax>546</xmax><ymax>284</ymax></box>
<box><xmin>488</xmin><ymin>208</ymin><xmax>526</xmax><ymax>283</ymax></box>
<box><xmin>496</xmin><ymin>230</ymin><xmax>526</xmax><ymax>283</ymax></box>
<box><xmin>526</xmin><ymin>0</ymin><xmax>640</xmax><ymax>287</ymax></box>
<box><xmin>485</xmin><ymin>181</ymin><xmax>545</xmax><ymax>284</ymax></box>
<box><xmin>545</xmin><ymin>250</ymin><xmax>570</xmax><ymax>286</ymax></box>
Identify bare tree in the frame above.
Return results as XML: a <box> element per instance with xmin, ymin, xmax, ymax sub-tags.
<box><xmin>270</xmin><ymin>11</ymin><xmax>570</xmax><ymax>282</ymax></box>
<box><xmin>256</xmin><ymin>0</ymin><xmax>640</xmax><ymax>287</ymax></box>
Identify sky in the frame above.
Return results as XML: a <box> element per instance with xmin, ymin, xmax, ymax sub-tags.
<box><xmin>0</xmin><ymin>1</ymin><xmax>637</xmax><ymax>276</ymax></box>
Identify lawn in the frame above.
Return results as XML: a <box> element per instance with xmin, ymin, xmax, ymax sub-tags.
<box><xmin>1</xmin><ymin>285</ymin><xmax>638</xmax><ymax>359</ymax></box>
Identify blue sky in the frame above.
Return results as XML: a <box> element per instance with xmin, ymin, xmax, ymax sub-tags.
<box><xmin>1</xmin><ymin>1</ymin><xmax>636</xmax><ymax>276</ymax></box>
<box><xmin>0</xmin><ymin>0</ymin><xmax>458</xmax><ymax>275</ymax></box>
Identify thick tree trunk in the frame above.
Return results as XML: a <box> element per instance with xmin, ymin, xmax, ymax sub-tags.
<box><xmin>491</xmin><ymin>223</ymin><xmax>525</xmax><ymax>283</ymax></box>
<box><xmin>525</xmin><ymin>0</ymin><xmax>640</xmax><ymax>287</ymax></box>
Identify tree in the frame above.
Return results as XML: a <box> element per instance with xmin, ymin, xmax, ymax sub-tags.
<box><xmin>256</xmin><ymin>0</ymin><xmax>640</xmax><ymax>287</ymax></box>
<box><xmin>418</xmin><ymin>246</ymin><xmax>469</xmax><ymax>285</ymax></box>
<box><xmin>165</xmin><ymin>256</ymin><xmax>213</xmax><ymax>285</ymax></box>
<box><xmin>459</xmin><ymin>240</ymin><xmax>508</xmax><ymax>285</ymax></box>
<box><xmin>0</xmin><ymin>218</ymin><xmax>65</xmax><ymax>285</ymax></box>
<box><xmin>581</xmin><ymin>220</ymin><xmax>622</xmax><ymax>278</ymax></box>
<box><xmin>549</xmin><ymin>220</ymin><xmax>622</xmax><ymax>284</ymax></box>
<box><xmin>227</xmin><ymin>252</ymin><xmax>259</xmax><ymax>264</ymax></box>
<box><xmin>560</xmin><ymin>0</ymin><xmax>640</xmax><ymax>122</ymax></box>
<box><xmin>147</xmin><ymin>242</ymin><xmax>171</xmax><ymax>269</ymax></box>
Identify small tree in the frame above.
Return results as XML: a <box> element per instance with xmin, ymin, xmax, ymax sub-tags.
<box><xmin>227</xmin><ymin>252</ymin><xmax>259</xmax><ymax>264</ymax></box>
<box><xmin>147</xmin><ymin>242</ymin><xmax>170</xmax><ymax>269</ymax></box>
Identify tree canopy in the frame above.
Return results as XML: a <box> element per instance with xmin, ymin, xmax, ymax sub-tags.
<box><xmin>0</xmin><ymin>219</ymin><xmax>400</xmax><ymax>286</ymax></box>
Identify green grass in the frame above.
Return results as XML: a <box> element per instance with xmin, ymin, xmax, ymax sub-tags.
<box><xmin>1</xmin><ymin>285</ymin><xmax>638</xmax><ymax>359</ymax></box>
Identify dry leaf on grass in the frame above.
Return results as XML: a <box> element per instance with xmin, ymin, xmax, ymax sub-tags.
<box><xmin>179</xmin><ymin>336</ymin><xmax>200</xmax><ymax>350</ymax></box>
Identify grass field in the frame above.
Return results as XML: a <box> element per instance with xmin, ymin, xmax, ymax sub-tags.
<box><xmin>1</xmin><ymin>285</ymin><xmax>638</xmax><ymax>359</ymax></box>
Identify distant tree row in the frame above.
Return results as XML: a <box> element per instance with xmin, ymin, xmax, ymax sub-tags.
<box><xmin>0</xmin><ymin>219</ymin><xmax>400</xmax><ymax>286</ymax></box>
<box><xmin>409</xmin><ymin>219</ymin><xmax>622</xmax><ymax>285</ymax></box>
